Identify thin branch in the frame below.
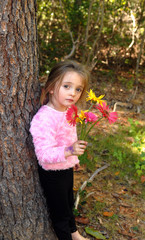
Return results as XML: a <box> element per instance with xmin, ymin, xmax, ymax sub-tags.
<box><xmin>64</xmin><ymin>42</ymin><xmax>76</xmax><ymax>59</ymax></box>
<box><xmin>59</xmin><ymin>0</ymin><xmax>74</xmax><ymax>44</ymax></box>
<box><xmin>127</xmin><ymin>85</ymin><xmax>138</xmax><ymax>103</ymax></box>
<box><xmin>87</xmin><ymin>0</ymin><xmax>105</xmax><ymax>66</ymax></box>
<box><xmin>90</xmin><ymin>46</ymin><xmax>100</xmax><ymax>71</ymax></box>
<box><xmin>83</xmin><ymin>0</ymin><xmax>101</xmax><ymax>63</ymax></box>
<box><xmin>138</xmin><ymin>0</ymin><xmax>145</xmax><ymax>29</ymax></box>
<box><xmin>135</xmin><ymin>26</ymin><xmax>145</xmax><ymax>85</ymax></box>
<box><xmin>84</xmin><ymin>0</ymin><xmax>94</xmax><ymax>46</ymax></box>
<box><xmin>86</xmin><ymin>1</ymin><xmax>102</xmax><ymax>44</ymax></box>
<box><xmin>113</xmin><ymin>101</ymin><xmax>133</xmax><ymax>112</ymax></box>
<box><xmin>59</xmin><ymin>0</ymin><xmax>78</xmax><ymax>59</ymax></box>
<box><xmin>75</xmin><ymin>164</ymin><xmax>110</xmax><ymax>209</ymax></box>
<box><xmin>127</xmin><ymin>10</ymin><xmax>137</xmax><ymax>50</ymax></box>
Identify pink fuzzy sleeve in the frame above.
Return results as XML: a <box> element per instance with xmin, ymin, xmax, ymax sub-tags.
<box><xmin>29</xmin><ymin>110</ymin><xmax>67</xmax><ymax>164</ymax></box>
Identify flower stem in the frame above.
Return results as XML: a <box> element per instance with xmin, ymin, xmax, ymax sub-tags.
<box><xmin>83</xmin><ymin>117</ymin><xmax>103</xmax><ymax>140</ymax></box>
<box><xmin>88</xmin><ymin>103</ymin><xmax>94</xmax><ymax>112</ymax></box>
<box><xmin>80</xmin><ymin>121</ymin><xmax>85</xmax><ymax>140</ymax></box>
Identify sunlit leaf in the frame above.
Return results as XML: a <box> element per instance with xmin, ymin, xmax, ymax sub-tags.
<box><xmin>75</xmin><ymin>217</ymin><xmax>89</xmax><ymax>224</ymax></box>
<box><xmin>141</xmin><ymin>175</ymin><xmax>145</xmax><ymax>183</ymax></box>
<box><xmin>103</xmin><ymin>211</ymin><xmax>114</xmax><ymax>217</ymax></box>
<box><xmin>85</xmin><ymin>227</ymin><xmax>106</xmax><ymax>239</ymax></box>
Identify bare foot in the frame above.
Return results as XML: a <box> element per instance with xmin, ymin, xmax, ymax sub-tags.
<box><xmin>71</xmin><ymin>230</ymin><xmax>90</xmax><ymax>240</ymax></box>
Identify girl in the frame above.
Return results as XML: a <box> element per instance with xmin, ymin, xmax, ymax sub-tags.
<box><xmin>30</xmin><ymin>60</ymin><xmax>90</xmax><ymax>240</ymax></box>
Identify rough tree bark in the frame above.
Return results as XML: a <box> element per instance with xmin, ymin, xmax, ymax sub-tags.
<box><xmin>0</xmin><ymin>1</ymin><xmax>56</xmax><ymax>239</ymax></box>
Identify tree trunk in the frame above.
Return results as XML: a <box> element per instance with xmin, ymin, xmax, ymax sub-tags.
<box><xmin>0</xmin><ymin>1</ymin><xmax>56</xmax><ymax>239</ymax></box>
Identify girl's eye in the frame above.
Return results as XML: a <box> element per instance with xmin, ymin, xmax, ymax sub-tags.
<box><xmin>64</xmin><ymin>85</ymin><xmax>69</xmax><ymax>89</ymax></box>
<box><xmin>76</xmin><ymin>88</ymin><xmax>82</xmax><ymax>92</ymax></box>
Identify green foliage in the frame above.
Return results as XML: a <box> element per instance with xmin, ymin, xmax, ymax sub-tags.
<box><xmin>93</xmin><ymin>201</ymin><xmax>106</xmax><ymax>213</ymax></box>
<box><xmin>37</xmin><ymin>0</ymin><xmax>145</xmax><ymax>75</ymax></box>
<box><xmin>128</xmin><ymin>118</ymin><xmax>145</xmax><ymax>176</ymax></box>
<box><xmin>79</xmin><ymin>189</ymin><xmax>87</xmax><ymax>199</ymax></box>
<box><xmin>85</xmin><ymin>227</ymin><xmax>106</xmax><ymax>239</ymax></box>
<box><xmin>79</xmin><ymin>150</ymin><xmax>95</xmax><ymax>170</ymax></box>
<box><xmin>73</xmin><ymin>208</ymin><xmax>80</xmax><ymax>216</ymax></box>
<box><xmin>118</xmin><ymin>74</ymin><xmax>135</xmax><ymax>89</ymax></box>
<box><xmin>85</xmin><ymin>118</ymin><xmax>145</xmax><ymax>178</ymax></box>
<box><xmin>113</xmin><ymin>149</ymin><xmax>127</xmax><ymax>165</ymax></box>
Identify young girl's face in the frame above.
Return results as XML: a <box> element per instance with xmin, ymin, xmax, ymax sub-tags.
<box><xmin>49</xmin><ymin>71</ymin><xmax>85</xmax><ymax>111</ymax></box>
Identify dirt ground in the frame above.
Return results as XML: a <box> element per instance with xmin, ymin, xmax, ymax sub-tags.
<box><xmin>73</xmin><ymin>72</ymin><xmax>145</xmax><ymax>240</ymax></box>
<box><xmin>74</xmin><ymin>166</ymin><xmax>145</xmax><ymax>240</ymax></box>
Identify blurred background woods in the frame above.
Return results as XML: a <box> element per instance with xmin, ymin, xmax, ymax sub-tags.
<box><xmin>36</xmin><ymin>0</ymin><xmax>145</xmax><ymax>181</ymax></box>
<box><xmin>37</xmin><ymin>0</ymin><xmax>145</xmax><ymax>85</ymax></box>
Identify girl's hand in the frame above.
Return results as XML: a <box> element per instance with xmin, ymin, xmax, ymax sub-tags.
<box><xmin>64</xmin><ymin>140</ymin><xmax>88</xmax><ymax>158</ymax></box>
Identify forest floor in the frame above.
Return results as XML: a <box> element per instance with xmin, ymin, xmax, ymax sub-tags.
<box><xmin>73</xmin><ymin>69</ymin><xmax>145</xmax><ymax>240</ymax></box>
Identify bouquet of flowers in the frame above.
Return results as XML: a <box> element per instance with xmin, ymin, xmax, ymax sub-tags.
<box><xmin>66</xmin><ymin>89</ymin><xmax>118</xmax><ymax>141</ymax></box>
<box><xmin>66</xmin><ymin>90</ymin><xmax>118</xmax><ymax>209</ymax></box>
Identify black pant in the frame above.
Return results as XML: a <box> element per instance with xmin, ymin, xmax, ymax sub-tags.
<box><xmin>38</xmin><ymin>165</ymin><xmax>77</xmax><ymax>240</ymax></box>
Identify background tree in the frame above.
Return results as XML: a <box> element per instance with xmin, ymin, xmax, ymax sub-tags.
<box><xmin>37</xmin><ymin>0</ymin><xmax>145</xmax><ymax>78</ymax></box>
<box><xmin>0</xmin><ymin>1</ymin><xmax>56</xmax><ymax>239</ymax></box>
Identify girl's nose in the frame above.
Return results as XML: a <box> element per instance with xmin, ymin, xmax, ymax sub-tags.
<box><xmin>70</xmin><ymin>89</ymin><xmax>75</xmax><ymax>96</ymax></box>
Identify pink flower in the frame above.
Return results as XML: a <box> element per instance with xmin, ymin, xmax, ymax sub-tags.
<box><xmin>84</xmin><ymin>112</ymin><xmax>98</xmax><ymax>123</ymax></box>
<box><xmin>66</xmin><ymin>105</ymin><xmax>79</xmax><ymax>126</ymax></box>
<box><xmin>97</xmin><ymin>102</ymin><xmax>118</xmax><ymax>124</ymax></box>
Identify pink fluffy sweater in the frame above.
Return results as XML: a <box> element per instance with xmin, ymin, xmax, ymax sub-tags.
<box><xmin>29</xmin><ymin>105</ymin><xmax>79</xmax><ymax>170</ymax></box>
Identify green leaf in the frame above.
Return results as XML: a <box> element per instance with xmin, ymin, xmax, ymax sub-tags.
<box><xmin>85</xmin><ymin>227</ymin><xmax>106</xmax><ymax>239</ymax></box>
<box><xmin>141</xmin><ymin>152</ymin><xmax>145</xmax><ymax>159</ymax></box>
<box><xmin>86</xmin><ymin>182</ymin><xmax>92</xmax><ymax>187</ymax></box>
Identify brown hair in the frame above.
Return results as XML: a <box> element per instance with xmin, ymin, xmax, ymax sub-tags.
<box><xmin>40</xmin><ymin>60</ymin><xmax>90</xmax><ymax>106</ymax></box>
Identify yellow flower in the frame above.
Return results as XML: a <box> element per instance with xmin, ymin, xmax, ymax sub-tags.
<box><xmin>86</xmin><ymin>89</ymin><xmax>96</xmax><ymax>102</ymax></box>
<box><xmin>95</xmin><ymin>95</ymin><xmax>105</xmax><ymax>106</ymax></box>
<box><xmin>86</xmin><ymin>89</ymin><xmax>105</xmax><ymax>105</ymax></box>
<box><xmin>77</xmin><ymin>110</ymin><xmax>87</xmax><ymax>124</ymax></box>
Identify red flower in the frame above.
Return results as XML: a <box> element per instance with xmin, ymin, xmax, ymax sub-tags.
<box><xmin>97</xmin><ymin>102</ymin><xmax>118</xmax><ymax>124</ymax></box>
<box><xmin>66</xmin><ymin>105</ymin><xmax>79</xmax><ymax>126</ymax></box>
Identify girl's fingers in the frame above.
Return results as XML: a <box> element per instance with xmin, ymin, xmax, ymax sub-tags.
<box><xmin>72</xmin><ymin>140</ymin><xmax>88</xmax><ymax>155</ymax></box>
<box><xmin>78</xmin><ymin>140</ymin><xmax>88</xmax><ymax>145</ymax></box>
<box><xmin>79</xmin><ymin>145</ymin><xmax>86</xmax><ymax>150</ymax></box>
<box><xmin>79</xmin><ymin>143</ymin><xmax>87</xmax><ymax>149</ymax></box>
<box><xmin>77</xmin><ymin>147</ymin><xmax>85</xmax><ymax>152</ymax></box>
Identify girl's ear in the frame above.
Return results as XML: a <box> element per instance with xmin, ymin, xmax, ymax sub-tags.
<box><xmin>50</xmin><ymin>90</ymin><xmax>54</xmax><ymax>94</ymax></box>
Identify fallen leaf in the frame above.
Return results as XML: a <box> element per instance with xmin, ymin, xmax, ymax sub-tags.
<box><xmin>120</xmin><ymin>203</ymin><xmax>132</xmax><ymax>208</ymax></box>
<box><xmin>141</xmin><ymin>175</ymin><xmax>145</xmax><ymax>183</ymax></box>
<box><xmin>112</xmin><ymin>193</ymin><xmax>122</xmax><ymax>200</ymax></box>
<box><xmin>130</xmin><ymin>190</ymin><xmax>140</xmax><ymax>195</ymax></box>
<box><xmin>103</xmin><ymin>212</ymin><xmax>114</xmax><ymax>217</ymax></box>
<box><xmin>85</xmin><ymin>227</ymin><xmax>106</xmax><ymax>239</ymax></box>
<box><xmin>94</xmin><ymin>196</ymin><xmax>104</xmax><ymax>202</ymax></box>
<box><xmin>118</xmin><ymin>229</ymin><xmax>134</xmax><ymax>237</ymax></box>
<box><xmin>119</xmin><ymin>206</ymin><xmax>135</xmax><ymax>217</ymax></box>
<box><xmin>75</xmin><ymin>217</ymin><xmax>89</xmax><ymax>224</ymax></box>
